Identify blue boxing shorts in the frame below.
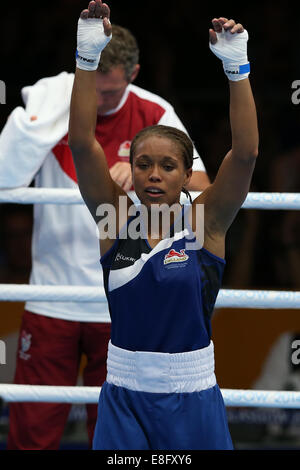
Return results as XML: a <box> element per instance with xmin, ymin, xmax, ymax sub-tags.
<box><xmin>93</xmin><ymin>341</ymin><xmax>233</xmax><ymax>450</ymax></box>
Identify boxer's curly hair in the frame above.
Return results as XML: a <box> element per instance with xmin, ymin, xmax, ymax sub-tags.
<box><xmin>98</xmin><ymin>24</ymin><xmax>139</xmax><ymax>81</ymax></box>
<box><xmin>130</xmin><ymin>125</ymin><xmax>195</xmax><ymax>203</ymax></box>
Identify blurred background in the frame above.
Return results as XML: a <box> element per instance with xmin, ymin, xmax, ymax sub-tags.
<box><xmin>0</xmin><ymin>0</ymin><xmax>299</xmax><ymax>450</ymax></box>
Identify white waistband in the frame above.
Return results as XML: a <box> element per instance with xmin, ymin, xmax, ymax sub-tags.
<box><xmin>106</xmin><ymin>341</ymin><xmax>216</xmax><ymax>393</ymax></box>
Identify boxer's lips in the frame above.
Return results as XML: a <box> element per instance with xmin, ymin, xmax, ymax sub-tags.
<box><xmin>144</xmin><ymin>186</ymin><xmax>165</xmax><ymax>197</ymax></box>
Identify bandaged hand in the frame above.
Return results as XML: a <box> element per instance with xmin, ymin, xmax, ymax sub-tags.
<box><xmin>209</xmin><ymin>18</ymin><xmax>250</xmax><ymax>81</ymax></box>
<box><xmin>76</xmin><ymin>0</ymin><xmax>112</xmax><ymax>71</ymax></box>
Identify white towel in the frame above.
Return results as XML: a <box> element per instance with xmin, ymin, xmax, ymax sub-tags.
<box><xmin>0</xmin><ymin>71</ymin><xmax>74</xmax><ymax>188</ymax></box>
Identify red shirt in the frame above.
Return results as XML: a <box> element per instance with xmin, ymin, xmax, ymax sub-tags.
<box><xmin>52</xmin><ymin>87</ymin><xmax>165</xmax><ymax>183</ymax></box>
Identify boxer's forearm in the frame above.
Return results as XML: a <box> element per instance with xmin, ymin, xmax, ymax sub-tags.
<box><xmin>69</xmin><ymin>68</ymin><xmax>97</xmax><ymax>151</ymax></box>
<box><xmin>229</xmin><ymin>79</ymin><xmax>259</xmax><ymax>160</ymax></box>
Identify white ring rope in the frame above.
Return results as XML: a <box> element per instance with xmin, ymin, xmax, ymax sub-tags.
<box><xmin>1</xmin><ymin>384</ymin><xmax>300</xmax><ymax>408</ymax></box>
<box><xmin>0</xmin><ymin>285</ymin><xmax>299</xmax><ymax>308</ymax></box>
<box><xmin>0</xmin><ymin>188</ymin><xmax>299</xmax><ymax>210</ymax></box>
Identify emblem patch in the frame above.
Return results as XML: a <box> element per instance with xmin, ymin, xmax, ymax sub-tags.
<box><xmin>118</xmin><ymin>140</ymin><xmax>131</xmax><ymax>158</ymax></box>
<box><xmin>164</xmin><ymin>249</ymin><xmax>189</xmax><ymax>265</ymax></box>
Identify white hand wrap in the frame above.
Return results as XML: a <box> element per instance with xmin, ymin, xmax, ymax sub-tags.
<box><xmin>209</xmin><ymin>28</ymin><xmax>250</xmax><ymax>81</ymax></box>
<box><xmin>76</xmin><ymin>17</ymin><xmax>112</xmax><ymax>71</ymax></box>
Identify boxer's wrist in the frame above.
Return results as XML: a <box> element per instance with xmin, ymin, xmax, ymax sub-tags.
<box><xmin>76</xmin><ymin>49</ymin><xmax>101</xmax><ymax>71</ymax></box>
<box><xmin>223</xmin><ymin>61</ymin><xmax>250</xmax><ymax>81</ymax></box>
<box><xmin>76</xmin><ymin>17</ymin><xmax>111</xmax><ymax>71</ymax></box>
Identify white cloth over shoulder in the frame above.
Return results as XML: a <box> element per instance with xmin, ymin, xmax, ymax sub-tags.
<box><xmin>0</xmin><ymin>72</ymin><xmax>74</xmax><ymax>188</ymax></box>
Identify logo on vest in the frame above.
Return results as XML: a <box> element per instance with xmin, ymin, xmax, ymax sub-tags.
<box><xmin>19</xmin><ymin>330</ymin><xmax>32</xmax><ymax>361</ymax></box>
<box><xmin>118</xmin><ymin>140</ymin><xmax>131</xmax><ymax>159</ymax></box>
<box><xmin>115</xmin><ymin>252</ymin><xmax>136</xmax><ymax>264</ymax></box>
<box><xmin>164</xmin><ymin>249</ymin><xmax>189</xmax><ymax>265</ymax></box>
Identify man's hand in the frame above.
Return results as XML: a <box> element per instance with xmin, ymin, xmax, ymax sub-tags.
<box><xmin>109</xmin><ymin>162</ymin><xmax>133</xmax><ymax>192</ymax></box>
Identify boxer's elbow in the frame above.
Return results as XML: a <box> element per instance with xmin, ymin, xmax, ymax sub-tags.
<box><xmin>68</xmin><ymin>133</ymin><xmax>94</xmax><ymax>156</ymax></box>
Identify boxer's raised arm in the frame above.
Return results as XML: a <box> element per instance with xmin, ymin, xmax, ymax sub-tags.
<box><xmin>68</xmin><ymin>2</ymin><xmax>131</xmax><ymax>223</ymax></box>
<box><xmin>191</xmin><ymin>18</ymin><xmax>259</xmax><ymax>259</ymax></box>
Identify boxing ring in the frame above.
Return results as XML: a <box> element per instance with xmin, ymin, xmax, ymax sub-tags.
<box><xmin>0</xmin><ymin>188</ymin><xmax>300</xmax><ymax>411</ymax></box>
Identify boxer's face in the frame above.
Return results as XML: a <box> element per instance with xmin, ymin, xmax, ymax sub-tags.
<box><xmin>132</xmin><ymin>135</ymin><xmax>192</xmax><ymax>209</ymax></box>
<box><xmin>95</xmin><ymin>65</ymin><xmax>129</xmax><ymax>115</ymax></box>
